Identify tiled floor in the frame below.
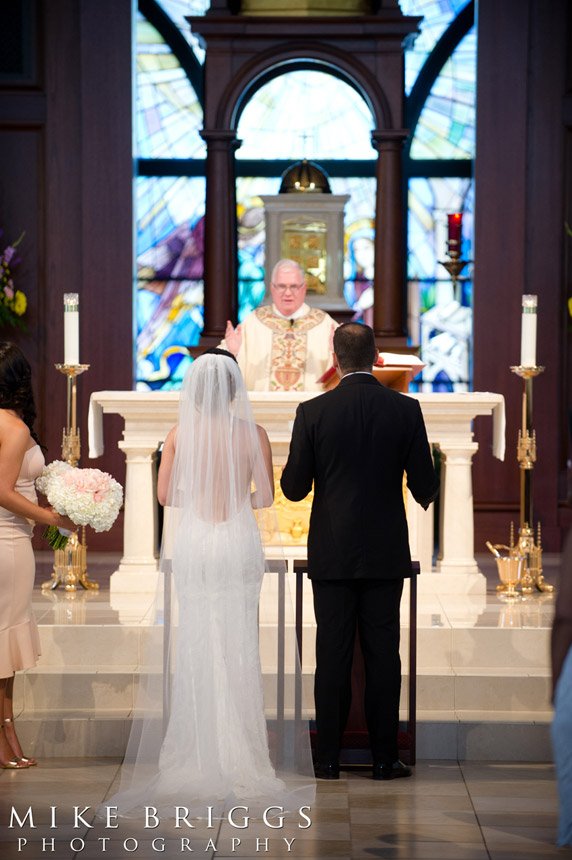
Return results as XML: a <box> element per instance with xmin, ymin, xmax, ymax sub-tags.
<box><xmin>0</xmin><ymin>759</ymin><xmax>569</xmax><ymax>859</ymax></box>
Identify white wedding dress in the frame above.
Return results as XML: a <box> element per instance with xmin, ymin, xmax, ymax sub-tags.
<box><xmin>107</xmin><ymin>355</ymin><xmax>314</xmax><ymax>818</ymax></box>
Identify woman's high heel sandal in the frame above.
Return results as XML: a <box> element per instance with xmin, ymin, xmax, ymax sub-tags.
<box><xmin>3</xmin><ymin>718</ymin><xmax>37</xmax><ymax>766</ymax></box>
<box><xmin>0</xmin><ymin>725</ymin><xmax>30</xmax><ymax>769</ymax></box>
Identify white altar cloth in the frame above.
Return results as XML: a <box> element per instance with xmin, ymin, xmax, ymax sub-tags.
<box><xmin>88</xmin><ymin>390</ymin><xmax>505</xmax><ymax>595</ymax></box>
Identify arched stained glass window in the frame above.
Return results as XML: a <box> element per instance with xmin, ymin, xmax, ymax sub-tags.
<box><xmin>399</xmin><ymin>0</ymin><xmax>471</xmax><ymax>94</ymax></box>
<box><xmin>236</xmin><ymin>71</ymin><xmax>377</xmax><ymax>320</ymax></box>
<box><xmin>237</xmin><ymin>71</ymin><xmax>375</xmax><ymax>160</ymax></box>
<box><xmin>136</xmin><ymin>13</ymin><xmax>205</xmax><ymax>159</ymax></box>
<box><xmin>135</xmin><ymin>0</ymin><xmax>476</xmax><ymax>391</ymax></box>
<box><xmin>152</xmin><ymin>0</ymin><xmax>209</xmax><ymax>63</ymax></box>
<box><xmin>410</xmin><ymin>28</ymin><xmax>476</xmax><ymax>160</ymax></box>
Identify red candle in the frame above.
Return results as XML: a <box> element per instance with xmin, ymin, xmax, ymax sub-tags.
<box><xmin>447</xmin><ymin>212</ymin><xmax>463</xmax><ymax>247</ymax></box>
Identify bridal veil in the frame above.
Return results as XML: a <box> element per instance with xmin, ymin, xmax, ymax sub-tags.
<box><xmin>106</xmin><ymin>353</ymin><xmax>315</xmax><ymax>818</ymax></box>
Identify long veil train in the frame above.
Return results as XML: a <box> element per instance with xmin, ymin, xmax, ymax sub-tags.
<box><xmin>104</xmin><ymin>354</ymin><xmax>315</xmax><ymax>818</ymax></box>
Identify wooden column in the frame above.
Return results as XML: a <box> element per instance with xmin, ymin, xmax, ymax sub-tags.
<box><xmin>472</xmin><ymin>0</ymin><xmax>568</xmax><ymax>550</ymax></box>
<box><xmin>200</xmin><ymin>129</ymin><xmax>241</xmax><ymax>342</ymax></box>
<box><xmin>371</xmin><ymin>130</ymin><xmax>408</xmax><ymax>348</ymax></box>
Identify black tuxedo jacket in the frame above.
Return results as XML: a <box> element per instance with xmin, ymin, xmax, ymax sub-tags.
<box><xmin>280</xmin><ymin>373</ymin><xmax>439</xmax><ymax>581</ymax></box>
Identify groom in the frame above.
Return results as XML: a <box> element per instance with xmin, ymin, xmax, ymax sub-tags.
<box><xmin>281</xmin><ymin>323</ymin><xmax>439</xmax><ymax>780</ymax></box>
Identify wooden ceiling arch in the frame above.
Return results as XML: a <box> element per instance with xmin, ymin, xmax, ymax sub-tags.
<box><xmin>219</xmin><ymin>45</ymin><xmax>392</xmax><ymax>132</ymax></box>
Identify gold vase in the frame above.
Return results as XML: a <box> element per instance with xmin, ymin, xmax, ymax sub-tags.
<box><xmin>495</xmin><ymin>555</ymin><xmax>524</xmax><ymax>601</ymax></box>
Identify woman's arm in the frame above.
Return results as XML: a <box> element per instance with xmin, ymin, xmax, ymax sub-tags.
<box><xmin>0</xmin><ymin>421</ymin><xmax>72</xmax><ymax>528</ymax></box>
<box><xmin>157</xmin><ymin>426</ymin><xmax>177</xmax><ymax>506</ymax></box>
<box><xmin>251</xmin><ymin>424</ymin><xmax>274</xmax><ymax>509</ymax></box>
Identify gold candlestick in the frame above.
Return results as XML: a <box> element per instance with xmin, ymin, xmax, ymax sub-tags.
<box><xmin>55</xmin><ymin>363</ymin><xmax>89</xmax><ymax>466</ymax></box>
<box><xmin>42</xmin><ymin>363</ymin><xmax>99</xmax><ymax>592</ymax></box>
<box><xmin>507</xmin><ymin>364</ymin><xmax>553</xmax><ymax>593</ymax></box>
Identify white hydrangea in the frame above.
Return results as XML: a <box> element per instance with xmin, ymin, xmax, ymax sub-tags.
<box><xmin>35</xmin><ymin>459</ymin><xmax>73</xmax><ymax>497</ymax></box>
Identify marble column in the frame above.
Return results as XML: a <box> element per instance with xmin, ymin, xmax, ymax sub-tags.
<box><xmin>437</xmin><ymin>441</ymin><xmax>480</xmax><ymax>574</ymax></box>
<box><xmin>113</xmin><ymin>441</ymin><xmax>160</xmax><ymax>592</ymax></box>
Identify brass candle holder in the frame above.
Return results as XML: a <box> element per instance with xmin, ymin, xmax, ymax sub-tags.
<box><xmin>439</xmin><ymin>239</ymin><xmax>471</xmax><ymax>302</ymax></box>
<box><xmin>42</xmin><ymin>363</ymin><xmax>99</xmax><ymax>592</ymax></box>
<box><xmin>501</xmin><ymin>364</ymin><xmax>553</xmax><ymax>594</ymax></box>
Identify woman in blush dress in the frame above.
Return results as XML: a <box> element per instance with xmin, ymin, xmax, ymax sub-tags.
<box><xmin>0</xmin><ymin>342</ymin><xmax>73</xmax><ymax>768</ymax></box>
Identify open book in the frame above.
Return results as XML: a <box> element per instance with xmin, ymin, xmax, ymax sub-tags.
<box><xmin>317</xmin><ymin>352</ymin><xmax>425</xmax><ymax>386</ymax></box>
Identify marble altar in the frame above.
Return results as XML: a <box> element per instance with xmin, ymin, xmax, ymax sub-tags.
<box><xmin>88</xmin><ymin>390</ymin><xmax>505</xmax><ymax>596</ymax></box>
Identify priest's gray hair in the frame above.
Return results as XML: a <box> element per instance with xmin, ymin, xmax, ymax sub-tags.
<box><xmin>270</xmin><ymin>259</ymin><xmax>305</xmax><ymax>283</ymax></box>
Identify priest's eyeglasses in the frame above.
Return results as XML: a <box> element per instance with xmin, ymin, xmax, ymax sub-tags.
<box><xmin>271</xmin><ymin>282</ymin><xmax>304</xmax><ymax>293</ymax></box>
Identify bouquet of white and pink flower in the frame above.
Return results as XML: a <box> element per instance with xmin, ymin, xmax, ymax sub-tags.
<box><xmin>36</xmin><ymin>460</ymin><xmax>123</xmax><ymax>549</ymax></box>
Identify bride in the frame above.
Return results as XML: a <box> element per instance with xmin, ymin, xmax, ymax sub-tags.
<box><xmin>108</xmin><ymin>349</ymin><xmax>314</xmax><ymax>817</ymax></box>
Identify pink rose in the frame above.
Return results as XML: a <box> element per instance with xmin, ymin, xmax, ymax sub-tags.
<box><xmin>4</xmin><ymin>285</ymin><xmax>14</xmax><ymax>299</ymax></box>
<box><xmin>64</xmin><ymin>470</ymin><xmax>102</xmax><ymax>495</ymax></box>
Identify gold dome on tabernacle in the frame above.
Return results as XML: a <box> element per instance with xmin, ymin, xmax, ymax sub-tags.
<box><xmin>279</xmin><ymin>159</ymin><xmax>331</xmax><ymax>193</ymax></box>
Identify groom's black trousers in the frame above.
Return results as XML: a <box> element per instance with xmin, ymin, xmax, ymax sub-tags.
<box><xmin>311</xmin><ymin>577</ymin><xmax>404</xmax><ymax>766</ymax></box>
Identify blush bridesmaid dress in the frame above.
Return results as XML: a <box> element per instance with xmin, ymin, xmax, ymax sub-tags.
<box><xmin>0</xmin><ymin>444</ymin><xmax>44</xmax><ymax>678</ymax></box>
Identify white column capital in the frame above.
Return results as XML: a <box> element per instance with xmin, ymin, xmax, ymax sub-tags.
<box><xmin>117</xmin><ymin>440</ymin><xmax>160</xmax><ymax>462</ymax></box>
<box><xmin>438</xmin><ymin>441</ymin><xmax>479</xmax><ymax>463</ymax></box>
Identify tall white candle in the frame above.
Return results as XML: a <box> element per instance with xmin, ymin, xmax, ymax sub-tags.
<box><xmin>520</xmin><ymin>294</ymin><xmax>537</xmax><ymax>367</ymax></box>
<box><xmin>64</xmin><ymin>293</ymin><xmax>80</xmax><ymax>365</ymax></box>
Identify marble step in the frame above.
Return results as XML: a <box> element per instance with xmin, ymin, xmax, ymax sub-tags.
<box><xmin>11</xmin><ymin>708</ymin><xmax>553</xmax><ymax>762</ymax></box>
<box><xmin>13</xmin><ymin>663</ymin><xmax>552</xmax><ymax>715</ymax></box>
<box><xmin>34</xmin><ymin>621</ymin><xmax>552</xmax><ymax>672</ymax></box>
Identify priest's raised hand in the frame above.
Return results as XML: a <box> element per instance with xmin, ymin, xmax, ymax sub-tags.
<box><xmin>224</xmin><ymin>319</ymin><xmax>242</xmax><ymax>357</ymax></box>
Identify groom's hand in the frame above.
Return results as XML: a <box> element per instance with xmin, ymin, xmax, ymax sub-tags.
<box><xmin>225</xmin><ymin>320</ymin><xmax>242</xmax><ymax>356</ymax></box>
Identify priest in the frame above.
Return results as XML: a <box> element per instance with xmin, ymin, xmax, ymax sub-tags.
<box><xmin>222</xmin><ymin>259</ymin><xmax>337</xmax><ymax>391</ymax></box>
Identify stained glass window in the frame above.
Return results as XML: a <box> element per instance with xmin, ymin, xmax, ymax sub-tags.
<box><xmin>136</xmin><ymin>176</ymin><xmax>205</xmax><ymax>389</ymax></box>
<box><xmin>398</xmin><ymin>0</ymin><xmax>472</xmax><ymax>94</ymax></box>
<box><xmin>399</xmin><ymin>1</ymin><xmax>476</xmax><ymax>391</ymax></box>
<box><xmin>155</xmin><ymin>0</ymin><xmax>210</xmax><ymax>63</ymax></box>
<box><xmin>408</xmin><ymin>177</ymin><xmax>474</xmax><ymax>392</ymax></box>
<box><xmin>331</xmin><ymin>178</ymin><xmax>376</xmax><ymax>318</ymax></box>
<box><xmin>410</xmin><ymin>28</ymin><xmax>476</xmax><ymax>159</ymax></box>
<box><xmin>236</xmin><ymin>177</ymin><xmax>277</xmax><ymax>321</ymax></box>
<box><xmin>135</xmin><ymin>0</ymin><xmax>476</xmax><ymax>391</ymax></box>
<box><xmin>136</xmin><ymin>13</ymin><xmax>205</xmax><ymax>159</ymax></box>
<box><xmin>237</xmin><ymin>71</ymin><xmax>375</xmax><ymax>160</ymax></box>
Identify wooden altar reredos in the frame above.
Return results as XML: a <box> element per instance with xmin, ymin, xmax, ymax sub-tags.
<box><xmin>187</xmin><ymin>1</ymin><xmax>421</xmax><ymax>350</ymax></box>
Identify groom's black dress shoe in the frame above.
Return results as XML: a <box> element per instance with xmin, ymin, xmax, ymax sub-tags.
<box><xmin>314</xmin><ymin>762</ymin><xmax>340</xmax><ymax>780</ymax></box>
<box><xmin>372</xmin><ymin>760</ymin><xmax>412</xmax><ymax>781</ymax></box>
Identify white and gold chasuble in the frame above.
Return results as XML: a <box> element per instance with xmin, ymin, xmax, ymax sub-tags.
<box><xmin>225</xmin><ymin>303</ymin><xmax>336</xmax><ymax>392</ymax></box>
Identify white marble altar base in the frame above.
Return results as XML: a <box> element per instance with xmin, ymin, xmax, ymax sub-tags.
<box><xmin>88</xmin><ymin>390</ymin><xmax>504</xmax><ymax>596</ymax></box>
